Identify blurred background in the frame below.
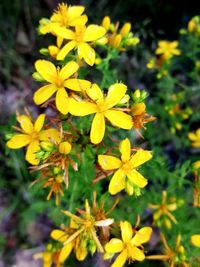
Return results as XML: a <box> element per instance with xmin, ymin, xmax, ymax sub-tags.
<box><xmin>0</xmin><ymin>0</ymin><xmax>200</xmax><ymax>266</ymax></box>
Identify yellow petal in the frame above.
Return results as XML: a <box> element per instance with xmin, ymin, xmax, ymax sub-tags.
<box><xmin>69</xmin><ymin>98</ymin><xmax>97</xmax><ymax>116</ymax></box>
<box><xmin>127</xmin><ymin>169</ymin><xmax>147</xmax><ymax>188</ymax></box>
<box><xmin>130</xmin><ymin>246</ymin><xmax>145</xmax><ymax>261</ymax></box>
<box><xmin>59</xmin><ymin>243</ymin><xmax>73</xmax><ymax>262</ymax></box>
<box><xmin>111</xmin><ymin>249</ymin><xmax>127</xmax><ymax>267</ymax></box>
<box><xmin>130</xmin><ymin>150</ymin><xmax>152</xmax><ymax>168</ymax></box>
<box><xmin>197</xmin><ymin>129</ymin><xmax>200</xmax><ymax>137</ymax></box>
<box><xmin>34</xmin><ymin>114</ymin><xmax>45</xmax><ymax>132</ymax></box>
<box><xmin>51</xmin><ymin>230</ymin><xmax>68</xmax><ymax>243</ymax></box>
<box><xmin>171</xmin><ymin>41</ymin><xmax>178</xmax><ymax>48</ymax></box>
<box><xmin>131</xmin><ymin>227</ymin><xmax>152</xmax><ymax>246</ymax></box>
<box><xmin>104</xmin><ymin>110</ymin><xmax>132</xmax><ymax>129</ymax></box>
<box><xmin>167</xmin><ymin>203</ymin><xmax>177</xmax><ymax>211</ymax></box>
<box><xmin>59</xmin><ymin>141</ymin><xmax>72</xmax><ymax>154</ymax></box>
<box><xmin>120</xmin><ymin>138</ymin><xmax>131</xmax><ymax>162</ymax></box>
<box><xmin>191</xmin><ymin>234</ymin><xmax>200</xmax><ymax>247</ymax></box>
<box><xmin>98</xmin><ymin>155</ymin><xmax>121</xmax><ymax>170</ymax></box>
<box><xmin>120</xmin><ymin>23</ymin><xmax>131</xmax><ymax>37</ymax></box>
<box><xmin>17</xmin><ymin>115</ymin><xmax>33</xmax><ymax>134</ymax></box>
<box><xmin>56</xmin><ymin>41</ymin><xmax>76</xmax><ymax>60</ymax></box>
<box><xmin>42</xmin><ymin>252</ymin><xmax>52</xmax><ymax>267</ymax></box>
<box><xmin>109</xmin><ymin>169</ymin><xmax>126</xmax><ymax>195</ymax></box>
<box><xmin>34</xmin><ymin>84</ymin><xmax>57</xmax><ymax>105</ymax></box>
<box><xmin>102</xmin><ymin>16</ymin><xmax>111</xmax><ymax>31</ymax></box>
<box><xmin>7</xmin><ymin>134</ymin><xmax>30</xmax><ymax>149</ymax></box>
<box><xmin>52</xmin><ymin>26</ymin><xmax>74</xmax><ymax>40</ymax></box>
<box><xmin>84</xmin><ymin>25</ymin><xmax>106</xmax><ymax>42</ymax></box>
<box><xmin>39</xmin><ymin>129</ymin><xmax>60</xmax><ymax>143</ymax></box>
<box><xmin>64</xmin><ymin>78</ymin><xmax>91</xmax><ymax>92</ymax></box>
<box><xmin>188</xmin><ymin>132</ymin><xmax>197</xmax><ymax>141</ymax></box>
<box><xmin>75</xmin><ymin>244</ymin><xmax>88</xmax><ymax>261</ymax></box>
<box><xmin>25</xmin><ymin>141</ymin><xmax>40</xmax><ymax>165</ymax></box>
<box><xmin>55</xmin><ymin>88</ymin><xmax>69</xmax><ymax>115</ymax></box>
<box><xmin>35</xmin><ymin>60</ymin><xmax>57</xmax><ymax>83</ymax></box>
<box><xmin>59</xmin><ymin>61</ymin><xmax>79</xmax><ymax>81</ymax></box>
<box><xmin>105</xmin><ymin>83</ymin><xmax>127</xmax><ymax>109</ymax></box>
<box><xmin>68</xmin><ymin>5</ymin><xmax>85</xmax><ymax>19</ymax></box>
<box><xmin>120</xmin><ymin>221</ymin><xmax>133</xmax><ymax>243</ymax></box>
<box><xmin>70</xmin><ymin>15</ymin><xmax>88</xmax><ymax>27</ymax></box>
<box><xmin>78</xmin><ymin>42</ymin><xmax>95</xmax><ymax>66</ymax></box>
<box><xmin>105</xmin><ymin>238</ymin><xmax>124</xmax><ymax>253</ymax></box>
<box><xmin>90</xmin><ymin>113</ymin><xmax>105</xmax><ymax>144</ymax></box>
<box><xmin>86</xmin><ymin>83</ymin><xmax>104</xmax><ymax>102</ymax></box>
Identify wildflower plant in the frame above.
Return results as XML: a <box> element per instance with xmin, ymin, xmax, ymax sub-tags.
<box><xmin>4</xmin><ymin>2</ymin><xmax>200</xmax><ymax>267</ymax></box>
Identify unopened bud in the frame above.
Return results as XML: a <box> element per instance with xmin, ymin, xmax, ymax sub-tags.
<box><xmin>32</xmin><ymin>72</ymin><xmax>45</xmax><ymax>82</ymax></box>
<box><xmin>120</xmin><ymin>23</ymin><xmax>131</xmax><ymax>37</ymax></box>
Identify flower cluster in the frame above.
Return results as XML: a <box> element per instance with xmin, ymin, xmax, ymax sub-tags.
<box><xmin>5</xmin><ymin>3</ymin><xmax>155</xmax><ymax>266</ymax></box>
<box><xmin>7</xmin><ymin>3</ymin><xmax>200</xmax><ymax>267</ymax></box>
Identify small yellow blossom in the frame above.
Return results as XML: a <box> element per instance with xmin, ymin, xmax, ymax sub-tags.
<box><xmin>53</xmin><ymin>24</ymin><xmax>106</xmax><ymax>65</ymax></box>
<box><xmin>148</xmin><ymin>191</ymin><xmax>178</xmax><ymax>229</ymax></box>
<box><xmin>6</xmin><ymin>113</ymin><xmax>60</xmax><ymax>165</ymax></box>
<box><xmin>39</xmin><ymin>3</ymin><xmax>87</xmax><ymax>35</ymax></box>
<box><xmin>69</xmin><ymin>83</ymin><xmax>132</xmax><ymax>144</ymax></box>
<box><xmin>155</xmin><ymin>41</ymin><xmax>181</xmax><ymax>60</ymax></box>
<box><xmin>33</xmin><ymin>60</ymin><xmax>91</xmax><ymax>114</ymax></box>
<box><xmin>98</xmin><ymin>138</ymin><xmax>152</xmax><ymax>195</ymax></box>
<box><xmin>51</xmin><ymin>200</ymin><xmax>114</xmax><ymax>263</ymax></box>
<box><xmin>188</xmin><ymin>129</ymin><xmax>200</xmax><ymax>147</ymax></box>
<box><xmin>146</xmin><ymin>234</ymin><xmax>189</xmax><ymax>267</ymax></box>
<box><xmin>191</xmin><ymin>235</ymin><xmax>200</xmax><ymax>247</ymax></box>
<box><xmin>104</xmin><ymin>221</ymin><xmax>152</xmax><ymax>267</ymax></box>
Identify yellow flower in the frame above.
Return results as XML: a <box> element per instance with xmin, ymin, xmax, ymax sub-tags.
<box><xmin>39</xmin><ymin>3</ymin><xmax>87</xmax><ymax>34</ymax></box>
<box><xmin>98</xmin><ymin>138</ymin><xmax>152</xmax><ymax>195</ymax></box>
<box><xmin>33</xmin><ymin>60</ymin><xmax>91</xmax><ymax>114</ymax></box>
<box><xmin>148</xmin><ymin>191</ymin><xmax>178</xmax><ymax>229</ymax></box>
<box><xmin>188</xmin><ymin>129</ymin><xmax>200</xmax><ymax>148</ymax></box>
<box><xmin>51</xmin><ymin>200</ymin><xmax>114</xmax><ymax>263</ymax></box>
<box><xmin>146</xmin><ymin>234</ymin><xmax>189</xmax><ymax>266</ymax></box>
<box><xmin>105</xmin><ymin>221</ymin><xmax>152</xmax><ymax>267</ymax></box>
<box><xmin>191</xmin><ymin>234</ymin><xmax>200</xmax><ymax>247</ymax></box>
<box><xmin>53</xmin><ymin>24</ymin><xmax>106</xmax><ymax>65</ymax></box>
<box><xmin>69</xmin><ymin>83</ymin><xmax>132</xmax><ymax>144</ymax></box>
<box><xmin>6</xmin><ymin>113</ymin><xmax>60</xmax><ymax>165</ymax></box>
<box><xmin>155</xmin><ymin>41</ymin><xmax>181</xmax><ymax>60</ymax></box>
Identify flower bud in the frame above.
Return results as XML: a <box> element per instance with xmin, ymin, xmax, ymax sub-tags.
<box><xmin>120</xmin><ymin>23</ymin><xmax>131</xmax><ymax>37</ymax></box>
<box><xmin>102</xmin><ymin>16</ymin><xmax>111</xmax><ymax>31</ymax></box>
<box><xmin>59</xmin><ymin>141</ymin><xmax>72</xmax><ymax>155</ymax></box>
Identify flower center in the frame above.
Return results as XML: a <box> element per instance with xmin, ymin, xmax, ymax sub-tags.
<box><xmin>122</xmin><ymin>161</ymin><xmax>132</xmax><ymax>171</ymax></box>
<box><xmin>75</xmin><ymin>28</ymin><xmax>85</xmax><ymax>42</ymax></box>
<box><xmin>30</xmin><ymin>131</ymin><xmax>39</xmax><ymax>140</ymax></box>
<box><xmin>96</xmin><ymin>101</ymin><xmax>107</xmax><ymax>113</ymax></box>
